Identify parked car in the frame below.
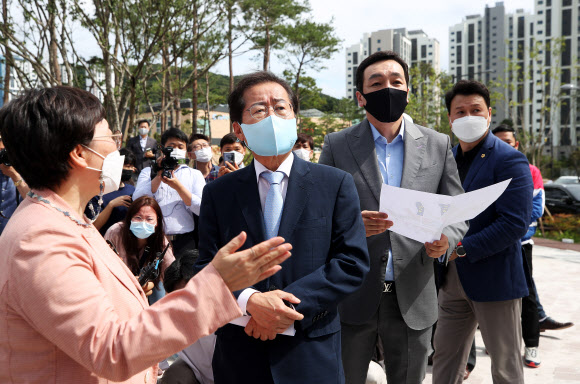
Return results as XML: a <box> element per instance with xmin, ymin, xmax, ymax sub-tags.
<box><xmin>553</xmin><ymin>176</ymin><xmax>580</xmax><ymax>184</ymax></box>
<box><xmin>544</xmin><ymin>184</ymin><xmax>580</xmax><ymax>214</ymax></box>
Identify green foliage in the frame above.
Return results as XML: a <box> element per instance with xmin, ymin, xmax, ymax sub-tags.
<box><xmin>539</xmin><ymin>213</ymin><xmax>580</xmax><ymax>243</ymax></box>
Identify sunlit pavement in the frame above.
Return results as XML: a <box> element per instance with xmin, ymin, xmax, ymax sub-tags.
<box><xmin>423</xmin><ymin>243</ymin><xmax>580</xmax><ymax>384</ymax></box>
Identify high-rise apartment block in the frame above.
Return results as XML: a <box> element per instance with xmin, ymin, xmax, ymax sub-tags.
<box><xmin>449</xmin><ymin>1</ymin><xmax>580</xmax><ymax>159</ymax></box>
<box><xmin>345</xmin><ymin>28</ymin><xmax>440</xmax><ymax>101</ymax></box>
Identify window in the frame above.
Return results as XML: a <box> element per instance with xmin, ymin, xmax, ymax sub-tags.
<box><xmin>457</xmin><ymin>31</ymin><xmax>462</xmax><ymax>43</ymax></box>
<box><xmin>562</xmin><ymin>9</ymin><xmax>572</xmax><ymax>36</ymax></box>
<box><xmin>468</xmin><ymin>24</ymin><xmax>475</xmax><ymax>43</ymax></box>
<box><xmin>347</xmin><ymin>52</ymin><xmax>351</xmax><ymax>56</ymax></box>
<box><xmin>377</xmin><ymin>39</ymin><xmax>381</xmax><ymax>43</ymax></box>
<box><xmin>353</xmin><ymin>52</ymin><xmax>358</xmax><ymax>65</ymax></box>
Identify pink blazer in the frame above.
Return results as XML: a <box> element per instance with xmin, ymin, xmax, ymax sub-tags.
<box><xmin>0</xmin><ymin>189</ymin><xmax>242</xmax><ymax>383</ymax></box>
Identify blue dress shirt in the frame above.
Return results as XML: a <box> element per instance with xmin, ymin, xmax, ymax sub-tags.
<box><xmin>0</xmin><ymin>172</ymin><xmax>18</xmax><ymax>235</ymax></box>
<box><xmin>370</xmin><ymin>121</ymin><xmax>405</xmax><ymax>281</ymax></box>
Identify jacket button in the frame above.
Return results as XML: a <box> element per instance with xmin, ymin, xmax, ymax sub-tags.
<box><xmin>381</xmin><ymin>255</ymin><xmax>388</xmax><ymax>262</ymax></box>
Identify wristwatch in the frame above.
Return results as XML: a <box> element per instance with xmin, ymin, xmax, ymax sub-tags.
<box><xmin>456</xmin><ymin>245</ymin><xmax>466</xmax><ymax>258</ymax></box>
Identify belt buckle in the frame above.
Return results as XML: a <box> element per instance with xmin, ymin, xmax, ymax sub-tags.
<box><xmin>383</xmin><ymin>282</ymin><xmax>393</xmax><ymax>293</ymax></box>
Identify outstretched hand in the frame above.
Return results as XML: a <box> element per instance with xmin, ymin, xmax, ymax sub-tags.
<box><xmin>211</xmin><ymin>232</ymin><xmax>292</xmax><ymax>292</ymax></box>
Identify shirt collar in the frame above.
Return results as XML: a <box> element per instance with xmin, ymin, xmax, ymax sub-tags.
<box><xmin>254</xmin><ymin>153</ymin><xmax>294</xmax><ymax>184</ymax></box>
<box><xmin>370</xmin><ymin>119</ymin><xmax>405</xmax><ymax>144</ymax></box>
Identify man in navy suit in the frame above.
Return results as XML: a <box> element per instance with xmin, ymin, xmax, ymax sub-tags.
<box><xmin>432</xmin><ymin>80</ymin><xmax>533</xmax><ymax>384</ymax></box>
<box><xmin>194</xmin><ymin>71</ymin><xmax>369</xmax><ymax>384</ymax></box>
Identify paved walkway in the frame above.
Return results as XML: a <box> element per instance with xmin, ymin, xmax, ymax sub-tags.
<box><xmin>423</xmin><ymin>244</ymin><xmax>580</xmax><ymax>384</ymax></box>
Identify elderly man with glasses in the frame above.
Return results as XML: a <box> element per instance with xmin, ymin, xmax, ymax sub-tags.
<box><xmin>194</xmin><ymin>71</ymin><xmax>370</xmax><ymax>384</ymax></box>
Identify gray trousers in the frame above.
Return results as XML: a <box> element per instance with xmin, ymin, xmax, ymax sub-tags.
<box><xmin>341</xmin><ymin>289</ymin><xmax>432</xmax><ymax>384</ymax></box>
<box><xmin>432</xmin><ymin>261</ymin><xmax>524</xmax><ymax>384</ymax></box>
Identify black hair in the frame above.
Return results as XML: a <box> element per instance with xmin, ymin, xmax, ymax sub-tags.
<box><xmin>161</xmin><ymin>127</ymin><xmax>189</xmax><ymax>146</ymax></box>
<box><xmin>445</xmin><ymin>80</ymin><xmax>491</xmax><ymax>113</ymax></box>
<box><xmin>228</xmin><ymin>71</ymin><xmax>298</xmax><ymax>124</ymax></box>
<box><xmin>295</xmin><ymin>133</ymin><xmax>314</xmax><ymax>150</ymax></box>
<box><xmin>120</xmin><ymin>147</ymin><xmax>137</xmax><ymax>167</ymax></box>
<box><xmin>164</xmin><ymin>249</ymin><xmax>199</xmax><ymax>293</ymax></box>
<box><xmin>220</xmin><ymin>132</ymin><xmax>241</xmax><ymax>149</ymax></box>
<box><xmin>356</xmin><ymin>51</ymin><xmax>410</xmax><ymax>92</ymax></box>
<box><xmin>188</xmin><ymin>133</ymin><xmax>210</xmax><ymax>151</ymax></box>
<box><xmin>136</xmin><ymin>119</ymin><xmax>150</xmax><ymax>127</ymax></box>
<box><xmin>492</xmin><ymin>124</ymin><xmax>517</xmax><ymax>139</ymax></box>
<box><xmin>0</xmin><ymin>86</ymin><xmax>105</xmax><ymax>190</ymax></box>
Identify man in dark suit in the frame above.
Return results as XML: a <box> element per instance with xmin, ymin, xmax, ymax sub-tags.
<box><xmin>194</xmin><ymin>71</ymin><xmax>369</xmax><ymax>384</ymax></box>
<box><xmin>319</xmin><ymin>51</ymin><xmax>468</xmax><ymax>384</ymax></box>
<box><xmin>126</xmin><ymin>119</ymin><xmax>157</xmax><ymax>172</ymax></box>
<box><xmin>432</xmin><ymin>80</ymin><xmax>533</xmax><ymax>384</ymax></box>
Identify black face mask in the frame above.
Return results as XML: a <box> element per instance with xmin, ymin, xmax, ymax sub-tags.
<box><xmin>121</xmin><ymin>169</ymin><xmax>133</xmax><ymax>182</ymax></box>
<box><xmin>362</xmin><ymin>87</ymin><xmax>408</xmax><ymax>123</ymax></box>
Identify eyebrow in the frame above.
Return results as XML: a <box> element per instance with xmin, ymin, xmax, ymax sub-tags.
<box><xmin>249</xmin><ymin>98</ymin><xmax>287</xmax><ymax>108</ymax></box>
<box><xmin>367</xmin><ymin>72</ymin><xmax>404</xmax><ymax>82</ymax></box>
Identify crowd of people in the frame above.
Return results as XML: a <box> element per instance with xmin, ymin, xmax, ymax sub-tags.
<box><xmin>0</xmin><ymin>50</ymin><xmax>574</xmax><ymax>384</ymax></box>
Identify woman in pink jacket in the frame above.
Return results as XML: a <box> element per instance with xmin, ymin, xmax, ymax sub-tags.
<box><xmin>0</xmin><ymin>86</ymin><xmax>292</xmax><ymax>383</ymax></box>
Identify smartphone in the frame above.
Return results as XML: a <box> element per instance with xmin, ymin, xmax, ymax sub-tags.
<box><xmin>223</xmin><ymin>152</ymin><xmax>236</xmax><ymax>165</ymax></box>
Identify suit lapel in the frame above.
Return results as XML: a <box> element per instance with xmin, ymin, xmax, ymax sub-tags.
<box><xmin>347</xmin><ymin>120</ymin><xmax>383</xmax><ymax>204</ymax></box>
<box><xmin>277</xmin><ymin>158</ymin><xmax>311</xmax><ymax>242</ymax></box>
<box><xmin>235</xmin><ymin>162</ymin><xmax>266</xmax><ymax>244</ymax></box>
<box><xmin>400</xmin><ymin>121</ymin><xmax>427</xmax><ymax>190</ymax></box>
<box><xmin>463</xmin><ymin>132</ymin><xmax>494</xmax><ymax>191</ymax></box>
<box><xmin>82</xmin><ymin>229</ymin><xmax>147</xmax><ymax>309</ymax></box>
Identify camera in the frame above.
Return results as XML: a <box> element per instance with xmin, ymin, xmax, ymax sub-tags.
<box><xmin>151</xmin><ymin>146</ymin><xmax>179</xmax><ymax>179</ymax></box>
<box><xmin>0</xmin><ymin>148</ymin><xmax>11</xmax><ymax>166</ymax></box>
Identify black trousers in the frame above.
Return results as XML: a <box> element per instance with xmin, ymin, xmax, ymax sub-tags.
<box><xmin>521</xmin><ymin>243</ymin><xmax>540</xmax><ymax>347</ymax></box>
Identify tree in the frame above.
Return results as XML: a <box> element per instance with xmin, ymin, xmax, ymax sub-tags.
<box><xmin>240</xmin><ymin>0</ymin><xmax>307</xmax><ymax>70</ymax></box>
<box><xmin>278</xmin><ymin>19</ymin><xmax>341</xmax><ymax>111</ymax></box>
<box><xmin>333</xmin><ymin>97</ymin><xmax>364</xmax><ymax>127</ymax></box>
<box><xmin>491</xmin><ymin>38</ymin><xmax>568</xmax><ymax>169</ymax></box>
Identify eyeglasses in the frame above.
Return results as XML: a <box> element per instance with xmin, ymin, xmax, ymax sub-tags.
<box><xmin>246</xmin><ymin>100</ymin><xmax>293</xmax><ymax>121</ymax></box>
<box><xmin>93</xmin><ymin>133</ymin><xmax>122</xmax><ymax>149</ymax></box>
<box><xmin>191</xmin><ymin>143</ymin><xmax>210</xmax><ymax>151</ymax></box>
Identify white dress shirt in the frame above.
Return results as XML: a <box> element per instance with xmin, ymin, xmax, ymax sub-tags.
<box><xmin>133</xmin><ymin>164</ymin><xmax>205</xmax><ymax>235</ymax></box>
<box><xmin>139</xmin><ymin>135</ymin><xmax>148</xmax><ymax>152</ymax></box>
<box><xmin>237</xmin><ymin>154</ymin><xmax>294</xmax><ymax>313</ymax></box>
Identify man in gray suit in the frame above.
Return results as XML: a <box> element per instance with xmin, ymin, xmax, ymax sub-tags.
<box><xmin>319</xmin><ymin>51</ymin><xmax>468</xmax><ymax>384</ymax></box>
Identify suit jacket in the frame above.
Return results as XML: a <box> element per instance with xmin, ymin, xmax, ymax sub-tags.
<box><xmin>126</xmin><ymin>135</ymin><xmax>158</xmax><ymax>171</ymax></box>
<box><xmin>0</xmin><ymin>189</ymin><xmax>241</xmax><ymax>384</ymax></box>
<box><xmin>195</xmin><ymin>156</ymin><xmax>369</xmax><ymax>384</ymax></box>
<box><xmin>319</xmin><ymin>118</ymin><xmax>468</xmax><ymax>330</ymax></box>
<box><xmin>452</xmin><ymin>132</ymin><xmax>532</xmax><ymax>302</ymax></box>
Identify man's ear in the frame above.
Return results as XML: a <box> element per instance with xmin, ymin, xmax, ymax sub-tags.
<box><xmin>233</xmin><ymin>122</ymin><xmax>246</xmax><ymax>144</ymax></box>
<box><xmin>355</xmin><ymin>91</ymin><xmax>365</xmax><ymax>108</ymax></box>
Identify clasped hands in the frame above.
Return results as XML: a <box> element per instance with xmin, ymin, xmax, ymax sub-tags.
<box><xmin>362</xmin><ymin>210</ymin><xmax>450</xmax><ymax>257</ymax></box>
<box><xmin>244</xmin><ymin>290</ymin><xmax>304</xmax><ymax>341</ymax></box>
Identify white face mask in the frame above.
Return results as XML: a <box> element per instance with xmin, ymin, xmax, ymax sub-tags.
<box><xmin>170</xmin><ymin>148</ymin><xmax>187</xmax><ymax>160</ymax></box>
<box><xmin>224</xmin><ymin>150</ymin><xmax>244</xmax><ymax>165</ymax></box>
<box><xmin>451</xmin><ymin>116</ymin><xmax>489</xmax><ymax>143</ymax></box>
<box><xmin>83</xmin><ymin>146</ymin><xmax>125</xmax><ymax>194</ymax></box>
<box><xmin>194</xmin><ymin>147</ymin><xmax>213</xmax><ymax>163</ymax></box>
<box><xmin>138</xmin><ymin>128</ymin><xmax>149</xmax><ymax>136</ymax></box>
<box><xmin>293</xmin><ymin>148</ymin><xmax>312</xmax><ymax>162</ymax></box>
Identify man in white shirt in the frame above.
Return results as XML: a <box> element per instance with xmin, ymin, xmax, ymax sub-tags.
<box><xmin>133</xmin><ymin>128</ymin><xmax>205</xmax><ymax>254</ymax></box>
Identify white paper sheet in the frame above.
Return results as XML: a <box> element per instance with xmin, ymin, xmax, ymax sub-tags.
<box><xmin>229</xmin><ymin>315</ymin><xmax>296</xmax><ymax>336</ymax></box>
<box><xmin>379</xmin><ymin>179</ymin><xmax>511</xmax><ymax>243</ymax></box>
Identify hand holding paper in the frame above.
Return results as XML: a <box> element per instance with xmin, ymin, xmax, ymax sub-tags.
<box><xmin>379</xmin><ymin>179</ymin><xmax>512</xmax><ymax>243</ymax></box>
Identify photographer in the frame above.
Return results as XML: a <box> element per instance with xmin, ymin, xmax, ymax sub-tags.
<box><xmin>0</xmin><ymin>136</ymin><xmax>29</xmax><ymax>235</ymax></box>
<box><xmin>133</xmin><ymin>128</ymin><xmax>204</xmax><ymax>254</ymax></box>
<box><xmin>105</xmin><ymin>196</ymin><xmax>175</xmax><ymax>305</ymax></box>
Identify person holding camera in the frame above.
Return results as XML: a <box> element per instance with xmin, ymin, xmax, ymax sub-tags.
<box><xmin>105</xmin><ymin>195</ymin><xmax>175</xmax><ymax>305</ymax></box>
<box><xmin>0</xmin><ymin>136</ymin><xmax>30</xmax><ymax>235</ymax></box>
<box><xmin>0</xmin><ymin>86</ymin><xmax>293</xmax><ymax>384</ymax></box>
<box><xmin>133</xmin><ymin>128</ymin><xmax>204</xmax><ymax>254</ymax></box>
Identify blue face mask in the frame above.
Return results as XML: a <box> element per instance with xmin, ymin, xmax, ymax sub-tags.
<box><xmin>240</xmin><ymin>115</ymin><xmax>298</xmax><ymax>157</ymax></box>
<box><xmin>130</xmin><ymin>221</ymin><xmax>156</xmax><ymax>239</ymax></box>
